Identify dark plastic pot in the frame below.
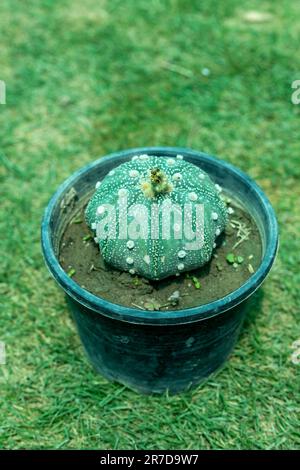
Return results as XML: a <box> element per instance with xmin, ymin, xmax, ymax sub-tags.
<box><xmin>41</xmin><ymin>147</ymin><xmax>278</xmax><ymax>394</ymax></box>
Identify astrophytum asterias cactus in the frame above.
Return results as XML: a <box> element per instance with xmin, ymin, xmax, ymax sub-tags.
<box><xmin>85</xmin><ymin>154</ymin><xmax>228</xmax><ymax>280</ymax></box>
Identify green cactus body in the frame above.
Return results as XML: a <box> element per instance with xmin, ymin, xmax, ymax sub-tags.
<box><xmin>85</xmin><ymin>154</ymin><xmax>228</xmax><ymax>280</ymax></box>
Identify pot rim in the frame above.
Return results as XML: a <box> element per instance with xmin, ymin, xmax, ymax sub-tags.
<box><xmin>41</xmin><ymin>147</ymin><xmax>279</xmax><ymax>325</ymax></box>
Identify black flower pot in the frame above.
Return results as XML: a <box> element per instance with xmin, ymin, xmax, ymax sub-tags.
<box><xmin>41</xmin><ymin>147</ymin><xmax>278</xmax><ymax>394</ymax></box>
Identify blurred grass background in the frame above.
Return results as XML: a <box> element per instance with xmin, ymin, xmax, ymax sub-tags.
<box><xmin>0</xmin><ymin>0</ymin><xmax>299</xmax><ymax>449</ymax></box>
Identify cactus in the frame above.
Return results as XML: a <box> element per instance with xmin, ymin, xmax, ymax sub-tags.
<box><xmin>85</xmin><ymin>154</ymin><xmax>228</xmax><ymax>280</ymax></box>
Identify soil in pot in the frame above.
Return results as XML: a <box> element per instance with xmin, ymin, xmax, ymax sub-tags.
<box><xmin>59</xmin><ymin>192</ymin><xmax>262</xmax><ymax>311</ymax></box>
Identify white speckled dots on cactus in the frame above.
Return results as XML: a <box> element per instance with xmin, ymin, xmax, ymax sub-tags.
<box><xmin>85</xmin><ymin>155</ymin><xmax>228</xmax><ymax>280</ymax></box>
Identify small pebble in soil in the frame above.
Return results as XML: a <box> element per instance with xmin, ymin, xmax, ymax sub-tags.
<box><xmin>248</xmin><ymin>263</ymin><xmax>255</xmax><ymax>274</ymax></box>
<box><xmin>168</xmin><ymin>290</ymin><xmax>180</xmax><ymax>306</ymax></box>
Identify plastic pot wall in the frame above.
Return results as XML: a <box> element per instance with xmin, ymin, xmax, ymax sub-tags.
<box><xmin>41</xmin><ymin>147</ymin><xmax>278</xmax><ymax>394</ymax></box>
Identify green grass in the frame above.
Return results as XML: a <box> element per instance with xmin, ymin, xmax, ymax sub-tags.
<box><xmin>1</xmin><ymin>0</ymin><xmax>300</xmax><ymax>450</ymax></box>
